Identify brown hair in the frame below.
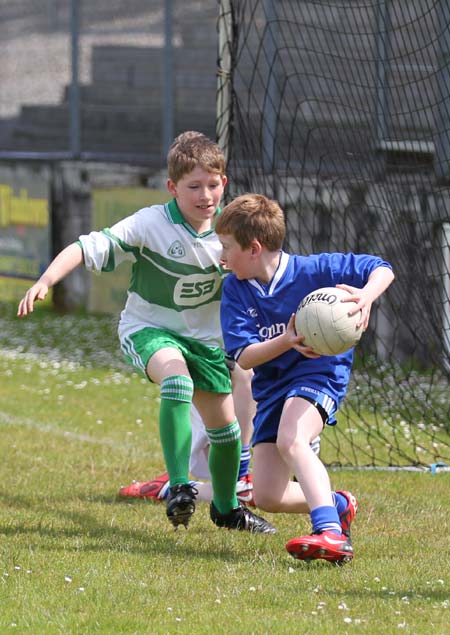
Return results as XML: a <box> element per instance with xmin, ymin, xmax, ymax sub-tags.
<box><xmin>167</xmin><ymin>131</ymin><xmax>226</xmax><ymax>183</ymax></box>
<box><xmin>215</xmin><ymin>193</ymin><xmax>285</xmax><ymax>250</ymax></box>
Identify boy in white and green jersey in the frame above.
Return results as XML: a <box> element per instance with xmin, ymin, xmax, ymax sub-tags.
<box><xmin>17</xmin><ymin>131</ymin><xmax>275</xmax><ymax>535</ymax></box>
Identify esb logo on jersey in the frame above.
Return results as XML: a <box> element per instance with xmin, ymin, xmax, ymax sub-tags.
<box><xmin>174</xmin><ymin>273</ymin><xmax>221</xmax><ymax>306</ymax></box>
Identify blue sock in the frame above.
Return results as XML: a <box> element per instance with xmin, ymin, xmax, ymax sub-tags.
<box><xmin>333</xmin><ymin>491</ymin><xmax>348</xmax><ymax>516</ymax></box>
<box><xmin>310</xmin><ymin>505</ymin><xmax>341</xmax><ymax>536</ymax></box>
<box><xmin>238</xmin><ymin>444</ymin><xmax>251</xmax><ymax>479</ymax></box>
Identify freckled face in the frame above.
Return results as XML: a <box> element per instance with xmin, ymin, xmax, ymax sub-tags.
<box><xmin>218</xmin><ymin>234</ymin><xmax>253</xmax><ymax>279</ymax></box>
<box><xmin>168</xmin><ymin>166</ymin><xmax>227</xmax><ymax>232</ymax></box>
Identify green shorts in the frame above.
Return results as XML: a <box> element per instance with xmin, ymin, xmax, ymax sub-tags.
<box><xmin>121</xmin><ymin>327</ymin><xmax>232</xmax><ymax>394</ymax></box>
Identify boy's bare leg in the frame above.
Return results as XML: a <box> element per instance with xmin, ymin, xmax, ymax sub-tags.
<box><xmin>252</xmin><ymin>443</ymin><xmax>310</xmax><ymax>513</ymax></box>
<box><xmin>231</xmin><ymin>364</ymin><xmax>255</xmax><ymax>447</ymax></box>
<box><xmin>253</xmin><ymin>441</ymin><xmax>358</xmax><ymax>542</ymax></box>
<box><xmin>277</xmin><ymin>398</ymin><xmax>333</xmax><ymax>510</ymax></box>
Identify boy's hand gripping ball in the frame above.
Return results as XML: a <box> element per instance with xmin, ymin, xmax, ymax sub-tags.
<box><xmin>295</xmin><ymin>287</ymin><xmax>363</xmax><ymax>356</ymax></box>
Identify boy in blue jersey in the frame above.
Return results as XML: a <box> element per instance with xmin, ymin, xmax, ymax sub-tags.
<box><xmin>215</xmin><ymin>193</ymin><xmax>395</xmax><ymax>564</ymax></box>
<box><xmin>16</xmin><ymin>132</ymin><xmax>275</xmax><ymax>536</ymax></box>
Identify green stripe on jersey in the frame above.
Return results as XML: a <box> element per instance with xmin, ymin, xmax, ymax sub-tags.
<box><xmin>129</xmin><ymin>252</ymin><xmax>223</xmax><ymax>311</ymax></box>
<box><xmin>102</xmin><ymin>229</ymin><xmax>140</xmax><ymax>272</ymax></box>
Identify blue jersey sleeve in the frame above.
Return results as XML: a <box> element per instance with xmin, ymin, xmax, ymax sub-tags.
<box><xmin>220</xmin><ymin>275</ymin><xmax>260</xmax><ymax>359</ymax></box>
<box><xmin>312</xmin><ymin>252</ymin><xmax>392</xmax><ymax>288</ymax></box>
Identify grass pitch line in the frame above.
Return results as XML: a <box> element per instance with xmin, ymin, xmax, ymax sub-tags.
<box><xmin>0</xmin><ymin>411</ymin><xmax>143</xmax><ymax>453</ymax></box>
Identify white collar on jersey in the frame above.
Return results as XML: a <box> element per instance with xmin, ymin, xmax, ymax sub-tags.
<box><xmin>248</xmin><ymin>251</ymin><xmax>289</xmax><ymax>295</ymax></box>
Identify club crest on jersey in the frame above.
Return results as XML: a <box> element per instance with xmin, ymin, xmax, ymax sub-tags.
<box><xmin>167</xmin><ymin>241</ymin><xmax>185</xmax><ymax>258</ymax></box>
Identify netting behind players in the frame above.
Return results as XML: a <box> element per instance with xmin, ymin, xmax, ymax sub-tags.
<box><xmin>217</xmin><ymin>0</ymin><xmax>450</xmax><ymax>468</ymax></box>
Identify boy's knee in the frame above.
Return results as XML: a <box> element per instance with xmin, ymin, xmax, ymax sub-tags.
<box><xmin>253</xmin><ymin>488</ymin><xmax>281</xmax><ymax>513</ymax></box>
<box><xmin>276</xmin><ymin>435</ymin><xmax>309</xmax><ymax>462</ymax></box>
<box><xmin>275</xmin><ymin>435</ymin><xmax>293</xmax><ymax>459</ymax></box>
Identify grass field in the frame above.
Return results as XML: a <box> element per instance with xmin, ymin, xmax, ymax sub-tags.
<box><xmin>1</xmin><ymin>302</ymin><xmax>449</xmax><ymax>634</ymax></box>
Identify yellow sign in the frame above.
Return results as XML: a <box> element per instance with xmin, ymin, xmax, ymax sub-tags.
<box><xmin>0</xmin><ymin>184</ymin><xmax>49</xmax><ymax>227</ymax></box>
<box><xmin>0</xmin><ymin>254</ymin><xmax>41</xmax><ymax>278</ymax></box>
<box><xmin>0</xmin><ymin>275</ymin><xmax>52</xmax><ymax>304</ymax></box>
<box><xmin>88</xmin><ymin>187</ymin><xmax>170</xmax><ymax>314</ymax></box>
<box><xmin>0</xmin><ymin>167</ymin><xmax>50</xmax><ymax>301</ymax></box>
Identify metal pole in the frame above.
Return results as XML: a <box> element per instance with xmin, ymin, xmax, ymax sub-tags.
<box><xmin>69</xmin><ymin>0</ymin><xmax>81</xmax><ymax>158</ymax></box>
<box><xmin>262</xmin><ymin>0</ymin><xmax>279</xmax><ymax>176</ymax></box>
<box><xmin>216</xmin><ymin>0</ymin><xmax>233</xmax><ymax>164</ymax></box>
<box><xmin>163</xmin><ymin>0</ymin><xmax>174</xmax><ymax>157</ymax></box>
<box><xmin>374</xmin><ymin>0</ymin><xmax>389</xmax><ymax>145</ymax></box>
<box><xmin>434</xmin><ymin>0</ymin><xmax>450</xmax><ymax>181</ymax></box>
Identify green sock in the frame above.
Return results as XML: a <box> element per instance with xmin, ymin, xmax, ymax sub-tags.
<box><xmin>206</xmin><ymin>420</ymin><xmax>241</xmax><ymax>514</ymax></box>
<box><xmin>159</xmin><ymin>375</ymin><xmax>194</xmax><ymax>487</ymax></box>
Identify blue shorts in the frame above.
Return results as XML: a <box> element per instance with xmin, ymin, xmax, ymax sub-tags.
<box><xmin>252</xmin><ymin>385</ymin><xmax>337</xmax><ymax>446</ymax></box>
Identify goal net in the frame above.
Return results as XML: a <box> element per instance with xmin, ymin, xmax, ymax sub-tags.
<box><xmin>217</xmin><ymin>0</ymin><xmax>450</xmax><ymax>469</ymax></box>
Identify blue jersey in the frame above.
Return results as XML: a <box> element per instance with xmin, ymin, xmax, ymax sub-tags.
<box><xmin>221</xmin><ymin>251</ymin><xmax>392</xmax><ymax>410</ymax></box>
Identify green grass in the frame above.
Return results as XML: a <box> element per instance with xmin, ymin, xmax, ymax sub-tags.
<box><xmin>1</xmin><ymin>302</ymin><xmax>449</xmax><ymax>634</ymax></box>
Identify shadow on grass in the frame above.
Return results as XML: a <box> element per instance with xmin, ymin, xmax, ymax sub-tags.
<box><xmin>0</xmin><ymin>489</ymin><xmax>274</xmax><ymax>563</ymax></box>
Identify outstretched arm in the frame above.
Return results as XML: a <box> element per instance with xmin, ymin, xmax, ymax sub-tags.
<box><xmin>17</xmin><ymin>243</ymin><xmax>84</xmax><ymax>317</ymax></box>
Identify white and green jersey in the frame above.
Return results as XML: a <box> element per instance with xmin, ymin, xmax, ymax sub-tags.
<box><xmin>78</xmin><ymin>199</ymin><xmax>225</xmax><ymax>348</ymax></box>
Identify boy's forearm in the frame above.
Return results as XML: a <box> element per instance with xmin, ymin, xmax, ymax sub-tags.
<box><xmin>364</xmin><ymin>266</ymin><xmax>395</xmax><ymax>302</ymax></box>
<box><xmin>39</xmin><ymin>243</ymin><xmax>84</xmax><ymax>288</ymax></box>
<box><xmin>237</xmin><ymin>333</ymin><xmax>291</xmax><ymax>370</ymax></box>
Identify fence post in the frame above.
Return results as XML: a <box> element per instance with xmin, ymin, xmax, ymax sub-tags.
<box><xmin>217</xmin><ymin>0</ymin><xmax>232</xmax><ymax>163</ymax></box>
<box><xmin>163</xmin><ymin>0</ymin><xmax>174</xmax><ymax>157</ymax></box>
<box><xmin>69</xmin><ymin>0</ymin><xmax>81</xmax><ymax>158</ymax></box>
<box><xmin>434</xmin><ymin>0</ymin><xmax>450</xmax><ymax>182</ymax></box>
<box><xmin>262</xmin><ymin>0</ymin><xmax>280</xmax><ymax>179</ymax></box>
<box><xmin>374</xmin><ymin>0</ymin><xmax>390</xmax><ymax>145</ymax></box>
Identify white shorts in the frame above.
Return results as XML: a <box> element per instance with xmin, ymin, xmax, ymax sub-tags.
<box><xmin>189</xmin><ymin>404</ymin><xmax>210</xmax><ymax>480</ymax></box>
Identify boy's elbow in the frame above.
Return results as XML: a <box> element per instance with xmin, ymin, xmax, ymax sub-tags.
<box><xmin>375</xmin><ymin>265</ymin><xmax>395</xmax><ymax>284</ymax></box>
<box><xmin>236</xmin><ymin>352</ymin><xmax>252</xmax><ymax>371</ymax></box>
